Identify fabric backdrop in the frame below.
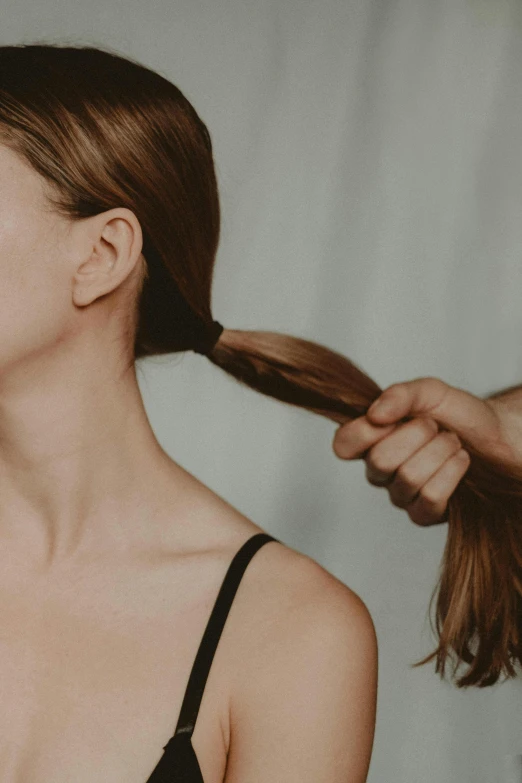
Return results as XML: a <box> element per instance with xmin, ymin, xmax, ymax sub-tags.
<box><xmin>4</xmin><ymin>1</ymin><xmax>522</xmax><ymax>781</ymax></box>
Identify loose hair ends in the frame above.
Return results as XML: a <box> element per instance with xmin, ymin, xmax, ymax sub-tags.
<box><xmin>413</xmin><ymin>445</ymin><xmax>522</xmax><ymax>687</ymax></box>
<box><xmin>210</xmin><ymin>332</ymin><xmax>522</xmax><ymax>687</ymax></box>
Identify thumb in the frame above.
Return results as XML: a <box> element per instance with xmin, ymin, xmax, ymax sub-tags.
<box><xmin>366</xmin><ymin>377</ymin><xmax>500</xmax><ymax>449</ymax></box>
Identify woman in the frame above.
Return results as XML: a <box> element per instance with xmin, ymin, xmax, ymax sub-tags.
<box><xmin>0</xmin><ymin>43</ymin><xmax>377</xmax><ymax>782</ymax></box>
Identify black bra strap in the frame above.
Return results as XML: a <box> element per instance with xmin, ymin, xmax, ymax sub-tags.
<box><xmin>172</xmin><ymin>532</ymin><xmax>278</xmax><ymax>740</ymax></box>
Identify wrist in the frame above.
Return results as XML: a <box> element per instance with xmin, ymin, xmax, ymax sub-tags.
<box><xmin>484</xmin><ymin>395</ymin><xmax>522</xmax><ymax>474</ymax></box>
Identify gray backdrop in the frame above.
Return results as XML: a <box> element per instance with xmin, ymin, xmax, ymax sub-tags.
<box><xmin>4</xmin><ymin>1</ymin><xmax>522</xmax><ymax>781</ymax></box>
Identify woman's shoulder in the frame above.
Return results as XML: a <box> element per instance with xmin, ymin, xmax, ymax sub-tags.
<box><xmin>158</xmin><ymin>467</ymin><xmax>376</xmax><ymax>659</ymax></box>
<box><xmin>221</xmin><ymin>519</ymin><xmax>378</xmax><ymax>780</ymax></box>
<box><xmin>233</xmin><ymin>524</ymin><xmax>375</xmax><ymax>639</ymax></box>
<box><xmin>216</xmin><ymin>512</ymin><xmax>377</xmax><ymax>681</ymax></box>
<box><xmin>175</xmin><ymin>479</ymin><xmax>374</xmax><ymax>632</ymax></box>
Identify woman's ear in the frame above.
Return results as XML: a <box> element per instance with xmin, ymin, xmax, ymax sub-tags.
<box><xmin>71</xmin><ymin>208</ymin><xmax>143</xmax><ymax>307</ymax></box>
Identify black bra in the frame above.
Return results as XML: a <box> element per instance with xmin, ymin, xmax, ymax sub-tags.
<box><xmin>145</xmin><ymin>532</ymin><xmax>279</xmax><ymax>782</ymax></box>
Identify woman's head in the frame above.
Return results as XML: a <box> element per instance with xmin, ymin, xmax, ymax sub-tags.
<box><xmin>2</xmin><ymin>41</ymin><xmax>521</xmax><ymax>688</ymax></box>
<box><xmin>0</xmin><ymin>42</ymin><xmax>221</xmax><ymax>370</ymax></box>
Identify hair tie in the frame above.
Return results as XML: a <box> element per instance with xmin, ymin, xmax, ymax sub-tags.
<box><xmin>192</xmin><ymin>319</ymin><xmax>224</xmax><ymax>356</ymax></box>
<box><xmin>140</xmin><ymin>234</ymin><xmax>223</xmax><ymax>356</ymax></box>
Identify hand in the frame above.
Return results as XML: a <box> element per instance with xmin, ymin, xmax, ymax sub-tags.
<box><xmin>332</xmin><ymin>377</ymin><xmax>515</xmax><ymax>527</ymax></box>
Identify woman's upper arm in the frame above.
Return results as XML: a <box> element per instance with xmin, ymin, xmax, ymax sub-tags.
<box><xmin>224</xmin><ymin>556</ymin><xmax>378</xmax><ymax>783</ymax></box>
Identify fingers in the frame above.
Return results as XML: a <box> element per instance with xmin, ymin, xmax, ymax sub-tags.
<box><xmin>332</xmin><ymin>414</ymin><xmax>399</xmax><ymax>460</ymax></box>
<box><xmin>366</xmin><ymin>378</ymin><xmax>501</xmax><ymax>452</ymax></box>
<box><xmin>402</xmin><ymin>449</ymin><xmax>471</xmax><ymax>526</ymax></box>
<box><xmin>364</xmin><ymin>418</ymin><xmax>440</xmax><ymax>485</ymax></box>
<box><xmin>333</xmin><ymin>413</ymin><xmax>473</xmax><ymax>527</ymax></box>
<box><xmin>333</xmin><ymin>413</ymin><xmax>440</xmax><ymax>464</ymax></box>
<box><xmin>364</xmin><ymin>422</ymin><xmax>471</xmax><ymax>526</ymax></box>
<box><xmin>371</xmin><ymin>430</ymin><xmax>462</xmax><ymax>506</ymax></box>
<box><xmin>366</xmin><ymin>378</ymin><xmax>448</xmax><ymax>424</ymax></box>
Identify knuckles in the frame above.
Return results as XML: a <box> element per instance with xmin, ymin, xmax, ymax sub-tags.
<box><xmin>414</xmin><ymin>417</ymin><xmax>438</xmax><ymax>439</ymax></box>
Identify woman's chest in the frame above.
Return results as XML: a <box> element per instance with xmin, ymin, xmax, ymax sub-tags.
<box><xmin>0</xmin><ymin>557</ymin><xmax>231</xmax><ymax>783</ymax></box>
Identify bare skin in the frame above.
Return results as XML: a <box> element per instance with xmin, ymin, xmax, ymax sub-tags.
<box><xmin>0</xmin><ymin>141</ymin><xmax>265</xmax><ymax>782</ymax></box>
<box><xmin>0</xmin><ymin>478</ymin><xmax>274</xmax><ymax>783</ymax></box>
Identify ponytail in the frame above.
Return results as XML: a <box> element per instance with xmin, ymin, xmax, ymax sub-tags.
<box><xmin>209</xmin><ymin>329</ymin><xmax>522</xmax><ymax>688</ymax></box>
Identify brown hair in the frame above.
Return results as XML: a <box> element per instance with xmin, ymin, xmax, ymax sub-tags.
<box><xmin>1</xmin><ymin>41</ymin><xmax>521</xmax><ymax>688</ymax></box>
